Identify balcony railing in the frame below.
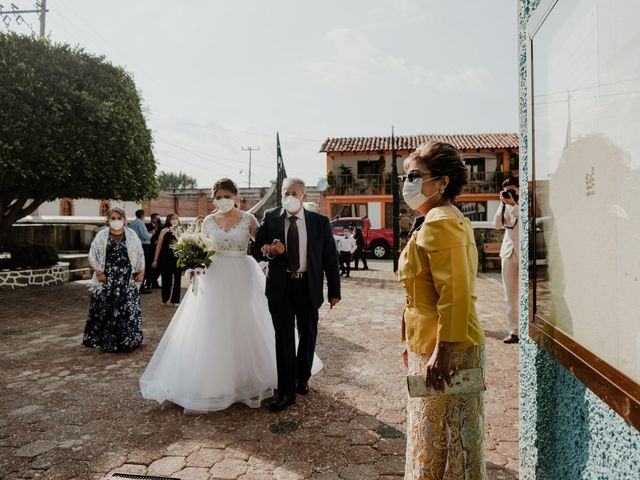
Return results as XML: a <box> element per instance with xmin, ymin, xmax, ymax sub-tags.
<box><xmin>327</xmin><ymin>174</ymin><xmax>386</xmax><ymax>195</ymax></box>
<box><xmin>462</xmin><ymin>171</ymin><xmax>504</xmax><ymax>194</ymax></box>
<box><xmin>325</xmin><ymin>171</ymin><xmax>503</xmax><ymax>196</ymax></box>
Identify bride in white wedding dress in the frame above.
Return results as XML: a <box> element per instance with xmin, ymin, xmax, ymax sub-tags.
<box><xmin>139</xmin><ymin>178</ymin><xmax>322</xmax><ymax>413</ymax></box>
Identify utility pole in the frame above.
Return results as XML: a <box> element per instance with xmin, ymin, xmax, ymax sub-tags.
<box><xmin>391</xmin><ymin>127</ymin><xmax>400</xmax><ymax>273</ymax></box>
<box><xmin>0</xmin><ymin>1</ymin><xmax>48</xmax><ymax>38</ymax></box>
<box><xmin>241</xmin><ymin>146</ymin><xmax>260</xmax><ymax>188</ymax></box>
<box><xmin>39</xmin><ymin>0</ymin><xmax>46</xmax><ymax>38</ymax></box>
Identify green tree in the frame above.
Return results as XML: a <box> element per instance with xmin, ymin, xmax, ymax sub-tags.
<box><xmin>156</xmin><ymin>171</ymin><xmax>198</xmax><ymax>191</ymax></box>
<box><xmin>0</xmin><ymin>33</ymin><xmax>157</xmax><ymax>248</ymax></box>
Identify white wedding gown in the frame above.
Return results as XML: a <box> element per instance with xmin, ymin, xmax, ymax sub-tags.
<box><xmin>139</xmin><ymin>211</ymin><xmax>322</xmax><ymax>413</ymax></box>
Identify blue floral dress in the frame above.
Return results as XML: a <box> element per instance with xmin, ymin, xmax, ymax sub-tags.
<box><xmin>83</xmin><ymin>234</ymin><xmax>143</xmax><ymax>352</ymax></box>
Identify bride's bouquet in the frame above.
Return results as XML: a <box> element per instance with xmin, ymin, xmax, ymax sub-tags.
<box><xmin>171</xmin><ymin>225</ymin><xmax>215</xmax><ymax>294</ymax></box>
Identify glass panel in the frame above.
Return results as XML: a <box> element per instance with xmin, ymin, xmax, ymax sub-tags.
<box><xmin>532</xmin><ymin>0</ymin><xmax>640</xmax><ymax>382</ymax></box>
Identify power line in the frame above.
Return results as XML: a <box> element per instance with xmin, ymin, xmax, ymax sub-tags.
<box><xmin>53</xmin><ymin>0</ymin><xmax>186</xmax><ymax>115</ymax></box>
<box><xmin>0</xmin><ymin>1</ymin><xmax>47</xmax><ymax>37</ymax></box>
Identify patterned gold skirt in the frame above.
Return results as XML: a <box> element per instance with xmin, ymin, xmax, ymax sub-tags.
<box><xmin>405</xmin><ymin>345</ymin><xmax>486</xmax><ymax>480</ymax></box>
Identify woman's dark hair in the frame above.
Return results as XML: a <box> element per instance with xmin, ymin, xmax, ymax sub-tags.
<box><xmin>164</xmin><ymin>213</ymin><xmax>179</xmax><ymax>228</ymax></box>
<box><xmin>502</xmin><ymin>177</ymin><xmax>519</xmax><ymax>189</ymax></box>
<box><xmin>405</xmin><ymin>141</ymin><xmax>469</xmax><ymax>201</ymax></box>
<box><xmin>212</xmin><ymin>178</ymin><xmax>239</xmax><ymax>196</ymax></box>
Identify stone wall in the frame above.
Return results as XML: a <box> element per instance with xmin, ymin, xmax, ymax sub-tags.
<box><xmin>10</xmin><ymin>223</ymin><xmax>99</xmax><ymax>252</ymax></box>
<box><xmin>518</xmin><ymin>2</ymin><xmax>640</xmax><ymax>479</ymax></box>
<box><xmin>145</xmin><ymin>187</ymin><xmax>321</xmax><ymax>221</ymax></box>
<box><xmin>0</xmin><ymin>263</ymin><xmax>70</xmax><ymax>290</ymax></box>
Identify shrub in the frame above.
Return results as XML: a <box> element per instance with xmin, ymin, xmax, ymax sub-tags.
<box><xmin>8</xmin><ymin>244</ymin><xmax>59</xmax><ymax>269</ymax></box>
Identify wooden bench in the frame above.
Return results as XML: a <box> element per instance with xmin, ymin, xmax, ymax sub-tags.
<box><xmin>481</xmin><ymin>242</ymin><xmax>502</xmax><ymax>273</ymax></box>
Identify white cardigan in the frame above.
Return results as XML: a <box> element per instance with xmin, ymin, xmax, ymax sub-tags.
<box><xmin>88</xmin><ymin>227</ymin><xmax>145</xmax><ymax>292</ymax></box>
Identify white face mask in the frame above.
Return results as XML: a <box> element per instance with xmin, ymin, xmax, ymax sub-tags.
<box><xmin>215</xmin><ymin>198</ymin><xmax>235</xmax><ymax>213</ymax></box>
<box><xmin>402</xmin><ymin>176</ymin><xmax>441</xmax><ymax>210</ymax></box>
<box><xmin>110</xmin><ymin>219</ymin><xmax>124</xmax><ymax>230</ymax></box>
<box><xmin>282</xmin><ymin>195</ymin><xmax>302</xmax><ymax>214</ymax></box>
<box><xmin>170</xmin><ymin>219</ymin><xmax>179</xmax><ymax>227</ymax></box>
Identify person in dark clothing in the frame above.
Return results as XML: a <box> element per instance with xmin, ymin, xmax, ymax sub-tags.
<box><xmin>84</xmin><ymin>208</ymin><xmax>144</xmax><ymax>352</ymax></box>
<box><xmin>252</xmin><ymin>178</ymin><xmax>341</xmax><ymax>412</ymax></box>
<box><xmin>350</xmin><ymin>223</ymin><xmax>368</xmax><ymax>270</ymax></box>
<box><xmin>152</xmin><ymin>213</ymin><xmax>183</xmax><ymax>306</ymax></box>
<box><xmin>147</xmin><ymin>213</ymin><xmax>161</xmax><ymax>289</ymax></box>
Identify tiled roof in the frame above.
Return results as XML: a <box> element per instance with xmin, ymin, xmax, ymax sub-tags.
<box><xmin>320</xmin><ymin>133</ymin><xmax>519</xmax><ymax>153</ymax></box>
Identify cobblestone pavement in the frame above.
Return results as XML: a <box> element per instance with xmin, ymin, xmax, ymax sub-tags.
<box><xmin>0</xmin><ymin>260</ymin><xmax>518</xmax><ymax>479</ymax></box>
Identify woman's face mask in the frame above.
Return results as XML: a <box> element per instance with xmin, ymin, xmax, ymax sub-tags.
<box><xmin>170</xmin><ymin>219</ymin><xmax>179</xmax><ymax>227</ymax></box>
<box><xmin>214</xmin><ymin>198</ymin><xmax>235</xmax><ymax>213</ymax></box>
<box><xmin>109</xmin><ymin>219</ymin><xmax>124</xmax><ymax>230</ymax></box>
<box><xmin>402</xmin><ymin>175</ymin><xmax>441</xmax><ymax>210</ymax></box>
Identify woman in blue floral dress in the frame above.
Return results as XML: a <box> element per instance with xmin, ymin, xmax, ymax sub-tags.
<box><xmin>83</xmin><ymin>208</ymin><xmax>146</xmax><ymax>352</ymax></box>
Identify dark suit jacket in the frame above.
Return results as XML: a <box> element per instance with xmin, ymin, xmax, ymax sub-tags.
<box><xmin>353</xmin><ymin>227</ymin><xmax>365</xmax><ymax>249</ymax></box>
<box><xmin>252</xmin><ymin>207</ymin><xmax>341</xmax><ymax>310</ymax></box>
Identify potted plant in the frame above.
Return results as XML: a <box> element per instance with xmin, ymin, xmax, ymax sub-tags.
<box><xmin>327</xmin><ymin>170</ymin><xmax>336</xmax><ymax>193</ymax></box>
<box><xmin>339</xmin><ymin>164</ymin><xmax>354</xmax><ymax>195</ymax></box>
<box><xmin>355</xmin><ymin>178</ymin><xmax>371</xmax><ymax>194</ymax></box>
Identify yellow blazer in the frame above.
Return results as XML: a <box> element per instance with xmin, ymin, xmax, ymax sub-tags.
<box><xmin>398</xmin><ymin>206</ymin><xmax>485</xmax><ymax>354</ymax></box>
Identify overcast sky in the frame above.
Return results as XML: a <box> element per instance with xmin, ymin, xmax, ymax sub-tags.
<box><xmin>6</xmin><ymin>0</ymin><xmax>519</xmax><ymax>188</ymax></box>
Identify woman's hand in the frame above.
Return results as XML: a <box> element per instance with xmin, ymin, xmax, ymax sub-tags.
<box><xmin>402</xmin><ymin>347</ymin><xmax>408</xmax><ymax>369</ymax></box>
<box><xmin>425</xmin><ymin>342</ymin><xmax>453</xmax><ymax>391</ymax></box>
<box><xmin>152</xmin><ymin>260</ymin><xmax>158</xmax><ymax>269</ymax></box>
<box><xmin>133</xmin><ymin>272</ymin><xmax>144</xmax><ymax>283</ymax></box>
<box><xmin>96</xmin><ymin>272</ymin><xmax>107</xmax><ymax>283</ymax></box>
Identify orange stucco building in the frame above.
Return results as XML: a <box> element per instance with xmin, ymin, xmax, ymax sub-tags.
<box><xmin>319</xmin><ymin>133</ymin><xmax>519</xmax><ymax>227</ymax></box>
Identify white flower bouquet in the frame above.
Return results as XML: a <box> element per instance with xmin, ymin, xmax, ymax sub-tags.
<box><xmin>171</xmin><ymin>227</ymin><xmax>215</xmax><ymax>294</ymax></box>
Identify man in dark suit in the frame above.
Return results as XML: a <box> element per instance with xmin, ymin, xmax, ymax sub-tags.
<box><xmin>253</xmin><ymin>178</ymin><xmax>341</xmax><ymax>412</ymax></box>
<box><xmin>350</xmin><ymin>222</ymin><xmax>368</xmax><ymax>270</ymax></box>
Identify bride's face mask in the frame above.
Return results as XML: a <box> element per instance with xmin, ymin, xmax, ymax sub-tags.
<box><xmin>214</xmin><ymin>189</ymin><xmax>237</xmax><ymax>213</ymax></box>
<box><xmin>214</xmin><ymin>198</ymin><xmax>235</xmax><ymax>213</ymax></box>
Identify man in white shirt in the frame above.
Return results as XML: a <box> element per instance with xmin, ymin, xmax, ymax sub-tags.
<box><xmin>338</xmin><ymin>229</ymin><xmax>357</xmax><ymax>277</ymax></box>
<box><xmin>494</xmin><ymin>177</ymin><xmax>520</xmax><ymax>344</ymax></box>
<box><xmin>129</xmin><ymin>209</ymin><xmax>153</xmax><ymax>294</ymax></box>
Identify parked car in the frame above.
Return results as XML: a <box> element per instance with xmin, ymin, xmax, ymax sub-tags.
<box><xmin>533</xmin><ymin>216</ymin><xmax>552</xmax><ymax>264</ymax></box>
<box><xmin>330</xmin><ymin>217</ymin><xmax>394</xmax><ymax>259</ymax></box>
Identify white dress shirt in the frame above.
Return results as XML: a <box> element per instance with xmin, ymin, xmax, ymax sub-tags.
<box><xmin>285</xmin><ymin>209</ymin><xmax>308</xmax><ymax>272</ymax></box>
<box><xmin>338</xmin><ymin>235</ymin><xmax>357</xmax><ymax>253</ymax></box>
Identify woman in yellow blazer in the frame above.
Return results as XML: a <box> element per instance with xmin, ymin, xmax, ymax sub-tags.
<box><xmin>399</xmin><ymin>141</ymin><xmax>486</xmax><ymax>480</ymax></box>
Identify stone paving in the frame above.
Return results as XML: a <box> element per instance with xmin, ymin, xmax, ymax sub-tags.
<box><xmin>0</xmin><ymin>260</ymin><xmax>518</xmax><ymax>479</ymax></box>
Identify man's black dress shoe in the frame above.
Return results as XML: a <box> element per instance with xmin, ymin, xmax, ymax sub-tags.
<box><xmin>296</xmin><ymin>381</ymin><xmax>310</xmax><ymax>395</ymax></box>
<box><xmin>268</xmin><ymin>394</ymin><xmax>295</xmax><ymax>412</ymax></box>
<box><xmin>503</xmin><ymin>333</ymin><xmax>519</xmax><ymax>344</ymax></box>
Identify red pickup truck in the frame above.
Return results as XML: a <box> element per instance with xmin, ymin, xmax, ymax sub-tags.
<box><xmin>330</xmin><ymin>217</ymin><xmax>394</xmax><ymax>259</ymax></box>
